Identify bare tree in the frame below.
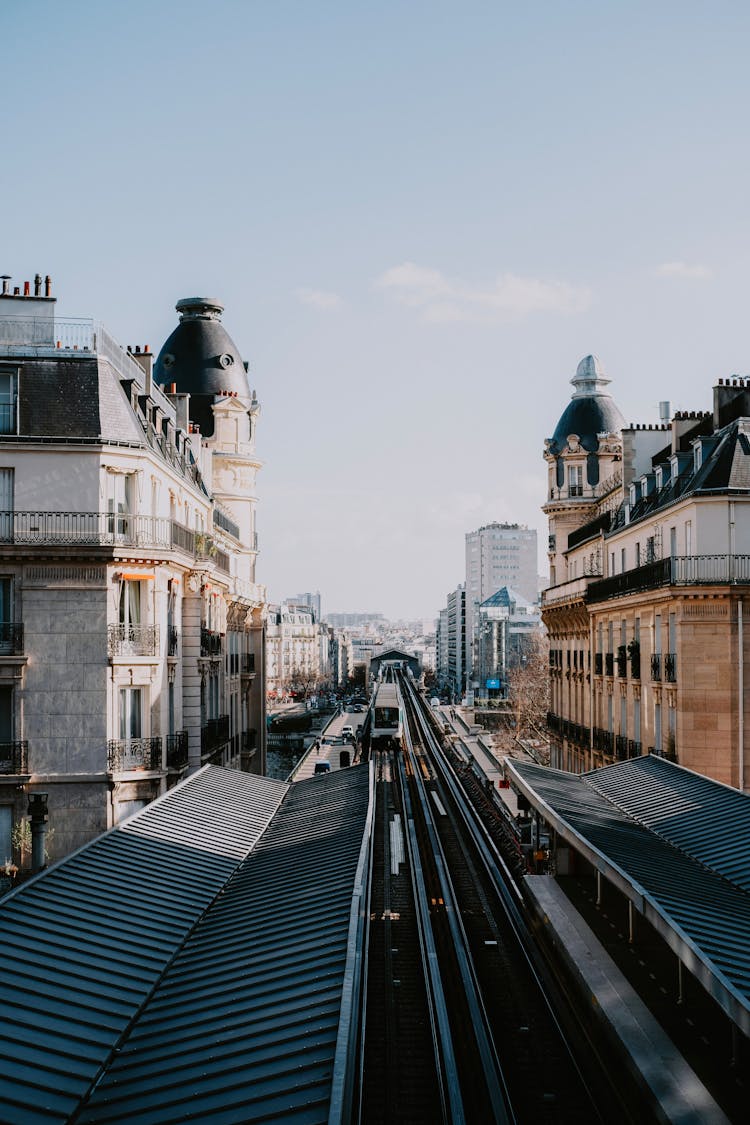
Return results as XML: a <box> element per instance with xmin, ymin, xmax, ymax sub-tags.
<box><xmin>506</xmin><ymin>632</ymin><xmax>549</xmax><ymax>738</ymax></box>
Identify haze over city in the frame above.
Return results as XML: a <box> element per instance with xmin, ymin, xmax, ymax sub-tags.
<box><xmin>4</xmin><ymin>0</ymin><xmax>750</xmax><ymax>618</ymax></box>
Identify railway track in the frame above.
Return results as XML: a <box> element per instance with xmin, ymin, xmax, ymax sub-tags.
<box><xmin>361</xmin><ymin>674</ymin><xmax>632</xmax><ymax>1124</ymax></box>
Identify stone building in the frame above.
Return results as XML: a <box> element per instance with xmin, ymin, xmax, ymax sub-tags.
<box><xmin>265</xmin><ymin>602</ymin><xmax>321</xmax><ymax>697</ymax></box>
<box><xmin>0</xmin><ymin>276</ymin><xmax>266</xmax><ymax>865</ymax></box>
<box><xmin>543</xmin><ymin>354</ymin><xmax>750</xmax><ymax>789</ymax></box>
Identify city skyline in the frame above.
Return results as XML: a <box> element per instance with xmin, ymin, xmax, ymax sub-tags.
<box><xmin>4</xmin><ymin>2</ymin><xmax>750</xmax><ymax>618</ymax></box>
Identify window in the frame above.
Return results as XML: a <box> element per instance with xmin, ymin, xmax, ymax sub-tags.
<box><xmin>0</xmin><ymin>468</ymin><xmax>13</xmax><ymax>541</ymax></box>
<box><xmin>685</xmin><ymin>520</ymin><xmax>692</xmax><ymax>555</ymax></box>
<box><xmin>635</xmin><ymin>541</ymin><xmax>641</xmax><ymax>567</ymax></box>
<box><xmin>620</xmin><ymin>547</ymin><xmax>626</xmax><ymax>573</ymax></box>
<box><xmin>0</xmin><ymin>577</ymin><xmax>12</xmax><ymax>653</ymax></box>
<box><xmin>0</xmin><ymin>806</ymin><xmax>11</xmax><ymax>864</ymax></box>
<box><xmin>107</xmin><ymin>472</ymin><xmax>133</xmax><ymax>538</ymax></box>
<box><xmin>0</xmin><ymin>370</ymin><xmax>18</xmax><ymax>435</ymax></box>
<box><xmin>568</xmin><ymin>465</ymin><xmax>584</xmax><ymax>496</ymax></box>
<box><xmin>119</xmin><ymin>687</ymin><xmax>142</xmax><ymax>740</ymax></box>
<box><xmin>119</xmin><ymin>581</ymin><xmax>141</xmax><ymax>628</ymax></box>
<box><xmin>669</xmin><ymin>526</ymin><xmax>677</xmax><ymax>559</ymax></box>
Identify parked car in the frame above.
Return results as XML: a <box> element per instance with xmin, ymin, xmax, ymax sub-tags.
<box><xmin>341</xmin><ymin>725</ymin><xmax>354</xmax><ymax>741</ymax></box>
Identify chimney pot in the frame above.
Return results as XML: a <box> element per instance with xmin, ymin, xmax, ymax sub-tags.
<box><xmin>0</xmin><ymin>276</ymin><xmax>9</xmax><ymax>296</ymax></box>
<box><xmin>135</xmin><ymin>345</ymin><xmax>141</xmax><ymax>354</ymax></box>
<box><xmin>44</xmin><ymin>275</ymin><xmax>52</xmax><ymax>297</ymax></box>
<box><xmin>23</xmin><ymin>281</ymin><xmax>30</xmax><ymax>296</ymax></box>
<box><xmin>34</xmin><ymin>273</ymin><xmax>41</xmax><ymax>296</ymax></box>
<box><xmin>13</xmin><ymin>287</ymin><xmax>19</xmax><ymax>296</ymax></box>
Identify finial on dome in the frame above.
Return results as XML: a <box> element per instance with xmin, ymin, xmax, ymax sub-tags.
<box><xmin>571</xmin><ymin>354</ymin><xmax>611</xmax><ymax>397</ymax></box>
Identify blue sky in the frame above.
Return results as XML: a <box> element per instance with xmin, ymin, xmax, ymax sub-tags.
<box><xmin>3</xmin><ymin>1</ymin><xmax>750</xmax><ymax>619</ymax></box>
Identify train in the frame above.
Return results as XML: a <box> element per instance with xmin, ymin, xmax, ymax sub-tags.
<box><xmin>369</xmin><ymin>680</ymin><xmax>402</xmax><ymax>750</ymax></box>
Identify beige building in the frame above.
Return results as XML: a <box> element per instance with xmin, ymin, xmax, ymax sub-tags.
<box><xmin>0</xmin><ymin>278</ymin><xmax>266</xmax><ymax>866</ymax></box>
<box><xmin>543</xmin><ymin>355</ymin><xmax>750</xmax><ymax>790</ymax></box>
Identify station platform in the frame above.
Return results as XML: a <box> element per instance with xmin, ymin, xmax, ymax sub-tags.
<box><xmin>438</xmin><ymin>705</ymin><xmax>519</xmax><ymax>817</ymax></box>
<box><xmin>525</xmin><ymin>875</ymin><xmax>730</xmax><ymax>1125</ymax></box>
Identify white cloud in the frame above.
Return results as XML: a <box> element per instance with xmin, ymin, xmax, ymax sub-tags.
<box><xmin>296</xmin><ymin>287</ymin><xmax>342</xmax><ymax>309</ymax></box>
<box><xmin>655</xmin><ymin>261</ymin><xmax>713</xmax><ymax>280</ymax></box>
<box><xmin>374</xmin><ymin>261</ymin><xmax>591</xmax><ymax>322</ymax></box>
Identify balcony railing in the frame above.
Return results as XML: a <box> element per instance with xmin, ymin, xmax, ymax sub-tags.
<box><xmin>166</xmin><ymin>731</ymin><xmax>188</xmax><ymax>771</ymax></box>
<box><xmin>588</xmin><ymin>554</ymin><xmax>750</xmax><ymax>603</ymax></box>
<box><xmin>0</xmin><ymin>741</ymin><xmax>28</xmax><ymax>774</ymax></box>
<box><xmin>615</xmin><ymin>734</ymin><xmax>629</xmax><ymax>760</ymax></box>
<box><xmin>200</xmin><ymin>628</ymin><xmax>223</xmax><ymax>657</ymax></box>
<box><xmin>108</xmin><ymin>624</ymin><xmax>159</xmax><ymax>657</ymax></box>
<box><xmin>107</xmin><ymin>737</ymin><xmax>162</xmax><ymax>772</ymax></box>
<box><xmin>201</xmin><ymin>715</ymin><xmax>230</xmax><ymax>756</ymax></box>
<box><xmin>664</xmin><ymin>652</ymin><xmax>677</xmax><ymax>683</ymax></box>
<box><xmin>651</xmin><ymin>653</ymin><xmax>662</xmax><ymax>681</ymax></box>
<box><xmin>0</xmin><ymin>622</ymin><xmax>23</xmax><ymax>655</ymax></box>
<box><xmin>616</xmin><ymin>645</ymin><xmax>627</xmax><ymax>678</ymax></box>
<box><xmin>628</xmin><ymin>739</ymin><xmax>642</xmax><ymax>757</ymax></box>
<box><xmin>593</xmin><ymin>727</ymin><xmax>613</xmax><ymax>754</ymax></box>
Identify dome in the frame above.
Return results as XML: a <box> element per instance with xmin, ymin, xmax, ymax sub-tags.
<box><xmin>548</xmin><ymin>354</ymin><xmax>625</xmax><ymax>453</ymax></box>
<box><xmin>154</xmin><ymin>297</ymin><xmax>250</xmax><ymax>437</ymax></box>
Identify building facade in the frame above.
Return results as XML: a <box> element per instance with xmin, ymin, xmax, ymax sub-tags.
<box><xmin>465</xmin><ymin>522</ymin><xmax>538</xmax><ymax>687</ymax></box>
<box><xmin>543</xmin><ymin>355</ymin><xmax>750</xmax><ymax>790</ymax></box>
<box><xmin>0</xmin><ymin>278</ymin><xmax>266</xmax><ymax>865</ymax></box>
<box><xmin>265</xmin><ymin>602</ymin><xmax>321</xmax><ymax>697</ymax></box>
<box><xmin>474</xmin><ymin>586</ymin><xmax>540</xmax><ymax>701</ymax></box>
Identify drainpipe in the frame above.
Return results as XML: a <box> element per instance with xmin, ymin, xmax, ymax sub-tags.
<box><xmin>739</xmin><ymin>598</ymin><xmax>744</xmax><ymax>792</ymax></box>
<box><xmin>589</xmin><ymin>615</ymin><xmax>595</xmax><ymax>771</ymax></box>
<box><xmin>27</xmin><ymin>792</ymin><xmax>48</xmax><ymax>873</ymax></box>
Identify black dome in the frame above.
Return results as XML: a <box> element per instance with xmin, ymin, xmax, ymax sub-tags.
<box><xmin>548</xmin><ymin>355</ymin><xmax>624</xmax><ymax>453</ymax></box>
<box><xmin>154</xmin><ymin>298</ymin><xmax>250</xmax><ymax>437</ymax></box>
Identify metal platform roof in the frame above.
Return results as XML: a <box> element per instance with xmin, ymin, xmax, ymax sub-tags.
<box><xmin>505</xmin><ymin>755</ymin><xmax>750</xmax><ymax>1037</ymax></box>
<box><xmin>0</xmin><ymin>763</ymin><xmax>373</xmax><ymax>1124</ymax></box>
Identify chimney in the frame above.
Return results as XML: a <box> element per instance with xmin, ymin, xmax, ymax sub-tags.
<box><xmin>44</xmin><ymin>275</ymin><xmax>52</xmax><ymax>297</ymax></box>
<box><xmin>1</xmin><ymin>276</ymin><xmax>10</xmax><ymax>296</ymax></box>
<box><xmin>130</xmin><ymin>345</ymin><xmax>154</xmax><ymax>390</ymax></box>
<box><xmin>23</xmin><ymin>281</ymin><xmax>30</xmax><ymax>296</ymax></box>
<box><xmin>34</xmin><ymin>273</ymin><xmax>42</xmax><ymax>296</ymax></box>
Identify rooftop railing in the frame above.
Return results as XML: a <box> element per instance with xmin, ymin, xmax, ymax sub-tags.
<box><xmin>0</xmin><ymin>317</ymin><xmax>148</xmax><ymax>385</ymax></box>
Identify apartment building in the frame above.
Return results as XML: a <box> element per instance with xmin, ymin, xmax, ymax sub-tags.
<box><xmin>0</xmin><ymin>277</ymin><xmax>266</xmax><ymax>864</ymax></box>
<box><xmin>543</xmin><ymin>354</ymin><xmax>750</xmax><ymax>789</ymax></box>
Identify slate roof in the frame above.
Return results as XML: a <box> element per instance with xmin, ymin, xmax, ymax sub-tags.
<box><xmin>0</xmin><ymin>764</ymin><xmax>373</xmax><ymax>1124</ymax></box>
<box><xmin>505</xmin><ymin>755</ymin><xmax>750</xmax><ymax>1035</ymax></box>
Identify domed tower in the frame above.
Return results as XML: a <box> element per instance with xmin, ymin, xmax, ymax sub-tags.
<box><xmin>155</xmin><ymin>297</ymin><xmax>262</xmax><ymax>585</ymax></box>
<box><xmin>543</xmin><ymin>355</ymin><xmax>625</xmax><ymax>586</ymax></box>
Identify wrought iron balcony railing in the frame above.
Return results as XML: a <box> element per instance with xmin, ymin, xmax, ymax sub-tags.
<box><xmin>651</xmin><ymin>653</ymin><xmax>662</xmax><ymax>681</ymax></box>
<box><xmin>587</xmin><ymin>554</ymin><xmax>750</xmax><ymax>603</ymax></box>
<box><xmin>616</xmin><ymin>645</ymin><xmax>628</xmax><ymax>678</ymax></box>
<box><xmin>107</xmin><ymin>737</ymin><xmax>162</xmax><ymax>772</ymax></box>
<box><xmin>166</xmin><ymin>731</ymin><xmax>188</xmax><ymax>771</ymax></box>
<box><xmin>201</xmin><ymin>715</ymin><xmax>230</xmax><ymax>756</ymax></box>
<box><xmin>627</xmin><ymin>739</ymin><xmax>642</xmax><ymax>758</ymax></box>
<box><xmin>615</xmin><ymin>734</ymin><xmax>629</xmax><ymax>760</ymax></box>
<box><xmin>0</xmin><ymin>741</ymin><xmax>28</xmax><ymax>774</ymax></box>
<box><xmin>200</xmin><ymin>628</ymin><xmax>223</xmax><ymax>657</ymax></box>
<box><xmin>664</xmin><ymin>652</ymin><xmax>677</xmax><ymax>682</ymax></box>
<box><xmin>108</xmin><ymin>624</ymin><xmax>159</xmax><ymax>657</ymax></box>
<box><xmin>0</xmin><ymin>622</ymin><xmax>23</xmax><ymax>655</ymax></box>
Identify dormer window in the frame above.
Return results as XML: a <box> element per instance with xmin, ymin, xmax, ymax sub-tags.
<box><xmin>670</xmin><ymin>456</ymin><xmax>679</xmax><ymax>482</ymax></box>
<box><xmin>0</xmin><ymin>368</ymin><xmax>18</xmax><ymax>435</ymax></box>
<box><xmin>655</xmin><ymin>466</ymin><xmax>665</xmax><ymax>490</ymax></box>
<box><xmin>568</xmin><ymin>465</ymin><xmax>584</xmax><ymax>497</ymax></box>
<box><xmin>694</xmin><ymin>442</ymin><xmax>702</xmax><ymax>472</ymax></box>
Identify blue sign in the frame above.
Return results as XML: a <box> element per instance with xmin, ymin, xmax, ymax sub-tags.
<box><xmin>486</xmin><ymin>678</ymin><xmax>501</xmax><ymax>689</ymax></box>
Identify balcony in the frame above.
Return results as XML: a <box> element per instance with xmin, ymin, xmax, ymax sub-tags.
<box><xmin>166</xmin><ymin>731</ymin><xmax>188</xmax><ymax>771</ymax></box>
<box><xmin>108</xmin><ymin>624</ymin><xmax>159</xmax><ymax>658</ymax></box>
<box><xmin>615</xmin><ymin>734</ymin><xmax>629</xmax><ymax>760</ymax></box>
<box><xmin>629</xmin><ymin>643</ymin><xmax>641</xmax><ymax>679</ymax></box>
<box><xmin>664</xmin><ymin>652</ymin><xmax>677</xmax><ymax>683</ymax></box>
<box><xmin>616</xmin><ymin>645</ymin><xmax>628</xmax><ymax>678</ymax></box>
<box><xmin>587</xmin><ymin>554</ymin><xmax>750</xmax><ymax>603</ymax></box>
<box><xmin>201</xmin><ymin>715</ymin><xmax>230</xmax><ymax>760</ymax></box>
<box><xmin>651</xmin><ymin>653</ymin><xmax>662</xmax><ymax>681</ymax></box>
<box><xmin>627</xmin><ymin>739</ymin><xmax>642</xmax><ymax>758</ymax></box>
<box><xmin>0</xmin><ymin>622</ymin><xmax>23</xmax><ymax>655</ymax></box>
<box><xmin>593</xmin><ymin>727</ymin><xmax>613</xmax><ymax>754</ymax></box>
<box><xmin>0</xmin><ymin>741</ymin><xmax>28</xmax><ymax>774</ymax></box>
<box><xmin>107</xmin><ymin>737</ymin><xmax>162</xmax><ymax>772</ymax></box>
<box><xmin>200</xmin><ymin>628</ymin><xmax>223</xmax><ymax>657</ymax></box>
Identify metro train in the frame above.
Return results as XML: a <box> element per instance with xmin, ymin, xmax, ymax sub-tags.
<box><xmin>369</xmin><ymin>680</ymin><xmax>402</xmax><ymax>750</ymax></box>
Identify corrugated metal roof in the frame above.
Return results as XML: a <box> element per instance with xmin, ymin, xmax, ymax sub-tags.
<box><xmin>506</xmin><ymin>757</ymin><xmax>750</xmax><ymax>1035</ymax></box>
<box><xmin>0</xmin><ymin>767</ymin><xmax>288</xmax><ymax>1125</ymax></box>
<box><xmin>584</xmin><ymin>755</ymin><xmax>750</xmax><ymax>893</ymax></box>
<box><xmin>78</xmin><ymin>764</ymin><xmax>373</xmax><ymax>1124</ymax></box>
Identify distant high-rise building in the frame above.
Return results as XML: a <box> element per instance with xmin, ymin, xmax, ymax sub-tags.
<box><xmin>465</xmin><ymin>523</ymin><xmax>538</xmax><ymax>685</ymax></box>
<box><xmin>289</xmin><ymin>590</ymin><xmax>321</xmax><ymax>623</ymax></box>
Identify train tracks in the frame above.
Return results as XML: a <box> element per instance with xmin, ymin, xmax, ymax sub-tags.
<box><xmin>361</xmin><ymin>675</ymin><xmax>628</xmax><ymax>1124</ymax></box>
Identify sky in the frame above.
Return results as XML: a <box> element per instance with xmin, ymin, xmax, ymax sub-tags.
<box><xmin>3</xmin><ymin>1</ymin><xmax>750</xmax><ymax>620</ymax></box>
